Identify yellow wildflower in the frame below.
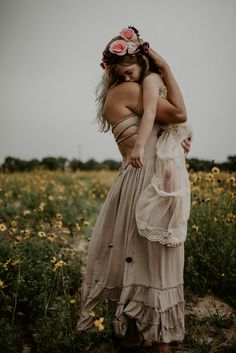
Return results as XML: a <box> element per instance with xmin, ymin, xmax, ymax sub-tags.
<box><xmin>0</xmin><ymin>223</ymin><xmax>7</xmax><ymax>232</ymax></box>
<box><xmin>52</xmin><ymin>258</ymin><xmax>67</xmax><ymax>271</ymax></box>
<box><xmin>20</xmin><ymin>228</ymin><xmax>31</xmax><ymax>235</ymax></box>
<box><xmin>51</xmin><ymin>256</ymin><xmax>57</xmax><ymax>264</ymax></box>
<box><xmin>0</xmin><ymin>279</ymin><xmax>7</xmax><ymax>289</ymax></box>
<box><xmin>94</xmin><ymin>317</ymin><xmax>105</xmax><ymax>331</ymax></box>
<box><xmin>9</xmin><ymin>228</ymin><xmax>17</xmax><ymax>234</ymax></box>
<box><xmin>62</xmin><ymin>229</ymin><xmax>70</xmax><ymax>235</ymax></box>
<box><xmin>76</xmin><ymin>223</ymin><xmax>81</xmax><ymax>232</ymax></box>
<box><xmin>56</xmin><ymin>213</ymin><xmax>63</xmax><ymax>220</ymax></box>
<box><xmin>227</xmin><ymin>176</ymin><xmax>235</xmax><ymax>184</ymax></box>
<box><xmin>3</xmin><ymin>258</ymin><xmax>12</xmax><ymax>270</ymax></box>
<box><xmin>70</xmin><ymin>299</ymin><xmax>76</xmax><ymax>304</ymax></box>
<box><xmin>225</xmin><ymin>214</ymin><xmax>235</xmax><ymax>224</ymax></box>
<box><xmin>83</xmin><ymin>220</ymin><xmax>90</xmax><ymax>226</ymax></box>
<box><xmin>12</xmin><ymin>259</ymin><xmax>22</xmax><ymax>266</ymax></box>
<box><xmin>211</xmin><ymin>166</ymin><xmax>220</xmax><ymax>174</ymax></box>
<box><xmin>70</xmin><ymin>248</ymin><xmax>78</xmax><ymax>256</ymax></box>
<box><xmin>47</xmin><ymin>233</ymin><xmax>57</xmax><ymax>242</ymax></box>
<box><xmin>23</xmin><ymin>210</ymin><xmax>31</xmax><ymax>215</ymax></box>
<box><xmin>38</xmin><ymin>231</ymin><xmax>46</xmax><ymax>238</ymax></box>
<box><xmin>205</xmin><ymin>173</ymin><xmax>214</xmax><ymax>182</ymax></box>
<box><xmin>89</xmin><ymin>311</ymin><xmax>96</xmax><ymax>318</ymax></box>
<box><xmin>4</xmin><ymin>190</ymin><xmax>13</xmax><ymax>197</ymax></box>
<box><xmin>192</xmin><ymin>224</ymin><xmax>199</xmax><ymax>232</ymax></box>
<box><xmin>38</xmin><ymin>202</ymin><xmax>46</xmax><ymax>211</ymax></box>
<box><xmin>55</xmin><ymin>221</ymin><xmax>62</xmax><ymax>229</ymax></box>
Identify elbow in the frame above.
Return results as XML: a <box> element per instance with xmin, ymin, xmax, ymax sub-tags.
<box><xmin>175</xmin><ymin>109</ymin><xmax>187</xmax><ymax>123</ymax></box>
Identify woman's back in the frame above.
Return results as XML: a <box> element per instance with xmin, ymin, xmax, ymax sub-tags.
<box><xmin>103</xmin><ymin>82</ymin><xmax>143</xmax><ymax>162</ymax></box>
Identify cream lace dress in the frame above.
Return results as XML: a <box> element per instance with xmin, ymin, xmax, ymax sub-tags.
<box><xmin>136</xmin><ymin>86</ymin><xmax>193</xmax><ymax>245</ymax></box>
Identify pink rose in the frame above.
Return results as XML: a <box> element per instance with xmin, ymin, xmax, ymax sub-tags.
<box><xmin>127</xmin><ymin>41</ymin><xmax>140</xmax><ymax>54</ymax></box>
<box><xmin>109</xmin><ymin>39</ymin><xmax>128</xmax><ymax>56</ymax></box>
<box><xmin>120</xmin><ymin>28</ymin><xmax>137</xmax><ymax>41</ymax></box>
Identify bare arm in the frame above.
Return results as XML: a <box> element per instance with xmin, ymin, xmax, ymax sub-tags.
<box><xmin>148</xmin><ymin>48</ymin><xmax>187</xmax><ymax>123</ymax></box>
<box><xmin>130</xmin><ymin>73</ymin><xmax>162</xmax><ymax>168</ymax></box>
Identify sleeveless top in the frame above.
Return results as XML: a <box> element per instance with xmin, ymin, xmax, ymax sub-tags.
<box><xmin>111</xmin><ymin>85</ymin><xmax>168</xmax><ymax>144</ymax></box>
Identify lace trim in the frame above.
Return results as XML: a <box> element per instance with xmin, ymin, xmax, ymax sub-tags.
<box><xmin>137</xmin><ymin>221</ymin><xmax>187</xmax><ymax>244</ymax></box>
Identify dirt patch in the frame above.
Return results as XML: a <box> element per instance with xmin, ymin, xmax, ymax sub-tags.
<box><xmin>186</xmin><ymin>294</ymin><xmax>234</xmax><ymax>319</ymax></box>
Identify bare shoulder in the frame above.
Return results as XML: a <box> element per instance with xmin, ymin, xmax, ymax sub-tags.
<box><xmin>108</xmin><ymin>82</ymin><xmax>141</xmax><ymax>97</ymax></box>
<box><xmin>143</xmin><ymin>72</ymin><xmax>165</xmax><ymax>87</ymax></box>
<box><xmin>104</xmin><ymin>82</ymin><xmax>142</xmax><ymax>122</ymax></box>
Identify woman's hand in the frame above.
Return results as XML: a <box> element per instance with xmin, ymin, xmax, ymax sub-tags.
<box><xmin>147</xmin><ymin>48</ymin><xmax>168</xmax><ymax>71</ymax></box>
<box><xmin>131</xmin><ymin>145</ymin><xmax>144</xmax><ymax>168</ymax></box>
<box><xmin>181</xmin><ymin>135</ymin><xmax>191</xmax><ymax>156</ymax></box>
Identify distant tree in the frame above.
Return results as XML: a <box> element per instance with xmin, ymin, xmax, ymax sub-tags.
<box><xmin>101</xmin><ymin>159</ymin><xmax>121</xmax><ymax>170</ymax></box>
<box><xmin>1</xmin><ymin>155</ymin><xmax>235</xmax><ymax>172</ymax></box>
<box><xmin>228</xmin><ymin>155</ymin><xmax>236</xmax><ymax>171</ymax></box>
<box><xmin>41</xmin><ymin>157</ymin><xmax>59</xmax><ymax>171</ymax></box>
<box><xmin>83</xmin><ymin>158</ymin><xmax>100</xmax><ymax>170</ymax></box>
<box><xmin>70</xmin><ymin>159</ymin><xmax>84</xmax><ymax>171</ymax></box>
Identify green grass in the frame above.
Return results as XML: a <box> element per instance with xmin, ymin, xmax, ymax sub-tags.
<box><xmin>0</xmin><ymin>169</ymin><xmax>235</xmax><ymax>352</ymax></box>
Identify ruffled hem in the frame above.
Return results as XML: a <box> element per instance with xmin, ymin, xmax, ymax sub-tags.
<box><xmin>137</xmin><ymin>220</ymin><xmax>187</xmax><ymax>244</ymax></box>
<box><xmin>114</xmin><ymin>283</ymin><xmax>185</xmax><ymax>343</ymax></box>
<box><xmin>114</xmin><ymin>302</ymin><xmax>185</xmax><ymax>343</ymax></box>
<box><xmin>77</xmin><ymin>282</ymin><xmax>185</xmax><ymax>343</ymax></box>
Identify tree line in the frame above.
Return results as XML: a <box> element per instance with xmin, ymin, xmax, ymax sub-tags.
<box><xmin>0</xmin><ymin>155</ymin><xmax>235</xmax><ymax>173</ymax></box>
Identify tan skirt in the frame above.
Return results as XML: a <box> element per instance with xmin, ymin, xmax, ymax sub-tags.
<box><xmin>77</xmin><ymin>123</ymin><xmax>185</xmax><ymax>343</ymax></box>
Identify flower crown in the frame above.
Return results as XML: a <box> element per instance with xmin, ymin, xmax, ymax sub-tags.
<box><xmin>100</xmin><ymin>26</ymin><xmax>150</xmax><ymax>70</ymax></box>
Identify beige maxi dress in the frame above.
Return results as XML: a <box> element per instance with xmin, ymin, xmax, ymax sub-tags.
<box><xmin>77</xmin><ymin>87</ymin><xmax>186</xmax><ymax>343</ymax></box>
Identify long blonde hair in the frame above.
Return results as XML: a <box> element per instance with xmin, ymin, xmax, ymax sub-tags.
<box><xmin>95</xmin><ymin>42</ymin><xmax>155</xmax><ymax>132</ymax></box>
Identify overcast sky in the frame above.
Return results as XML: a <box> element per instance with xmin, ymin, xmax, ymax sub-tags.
<box><xmin>0</xmin><ymin>0</ymin><xmax>236</xmax><ymax>165</ymax></box>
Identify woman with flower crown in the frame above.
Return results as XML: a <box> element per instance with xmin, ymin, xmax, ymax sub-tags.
<box><xmin>77</xmin><ymin>26</ymin><xmax>191</xmax><ymax>353</ymax></box>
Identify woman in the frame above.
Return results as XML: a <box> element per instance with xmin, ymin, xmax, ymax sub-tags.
<box><xmin>77</xmin><ymin>28</ymin><xmax>191</xmax><ymax>353</ymax></box>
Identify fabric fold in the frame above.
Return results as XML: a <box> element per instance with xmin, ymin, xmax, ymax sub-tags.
<box><xmin>136</xmin><ymin>122</ymin><xmax>192</xmax><ymax>245</ymax></box>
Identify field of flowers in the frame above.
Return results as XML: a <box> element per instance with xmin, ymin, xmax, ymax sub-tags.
<box><xmin>0</xmin><ymin>168</ymin><xmax>235</xmax><ymax>353</ymax></box>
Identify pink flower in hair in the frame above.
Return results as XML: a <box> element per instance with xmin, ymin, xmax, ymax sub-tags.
<box><xmin>109</xmin><ymin>39</ymin><xmax>128</xmax><ymax>56</ymax></box>
<box><xmin>127</xmin><ymin>41</ymin><xmax>140</xmax><ymax>54</ymax></box>
<box><xmin>120</xmin><ymin>28</ymin><xmax>137</xmax><ymax>41</ymax></box>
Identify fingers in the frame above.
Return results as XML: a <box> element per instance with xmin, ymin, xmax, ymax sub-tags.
<box><xmin>131</xmin><ymin>157</ymin><xmax>143</xmax><ymax>169</ymax></box>
<box><xmin>181</xmin><ymin>140</ymin><xmax>190</xmax><ymax>155</ymax></box>
<box><xmin>147</xmin><ymin>48</ymin><xmax>167</xmax><ymax>69</ymax></box>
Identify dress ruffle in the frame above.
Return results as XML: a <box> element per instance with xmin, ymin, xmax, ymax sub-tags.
<box><xmin>114</xmin><ymin>283</ymin><xmax>185</xmax><ymax>343</ymax></box>
<box><xmin>78</xmin><ymin>282</ymin><xmax>185</xmax><ymax>343</ymax></box>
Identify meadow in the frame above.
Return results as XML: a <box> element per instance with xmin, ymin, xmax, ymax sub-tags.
<box><xmin>0</xmin><ymin>168</ymin><xmax>235</xmax><ymax>353</ymax></box>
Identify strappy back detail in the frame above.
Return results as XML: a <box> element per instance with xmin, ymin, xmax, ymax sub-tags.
<box><xmin>111</xmin><ymin>86</ymin><xmax>167</xmax><ymax>145</ymax></box>
<box><xmin>111</xmin><ymin>113</ymin><xmax>140</xmax><ymax>144</ymax></box>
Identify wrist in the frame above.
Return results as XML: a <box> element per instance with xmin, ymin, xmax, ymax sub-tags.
<box><xmin>134</xmin><ymin>142</ymin><xmax>145</xmax><ymax>149</ymax></box>
<box><xmin>160</xmin><ymin>63</ymin><xmax>171</xmax><ymax>77</ymax></box>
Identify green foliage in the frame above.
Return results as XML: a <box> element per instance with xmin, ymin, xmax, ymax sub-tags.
<box><xmin>184</xmin><ymin>171</ymin><xmax>236</xmax><ymax>306</ymax></box>
<box><xmin>0</xmin><ymin>169</ymin><xmax>235</xmax><ymax>352</ymax></box>
<box><xmin>0</xmin><ymin>232</ymin><xmax>82</xmax><ymax>353</ymax></box>
<box><xmin>1</xmin><ymin>155</ymin><xmax>236</xmax><ymax>173</ymax></box>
